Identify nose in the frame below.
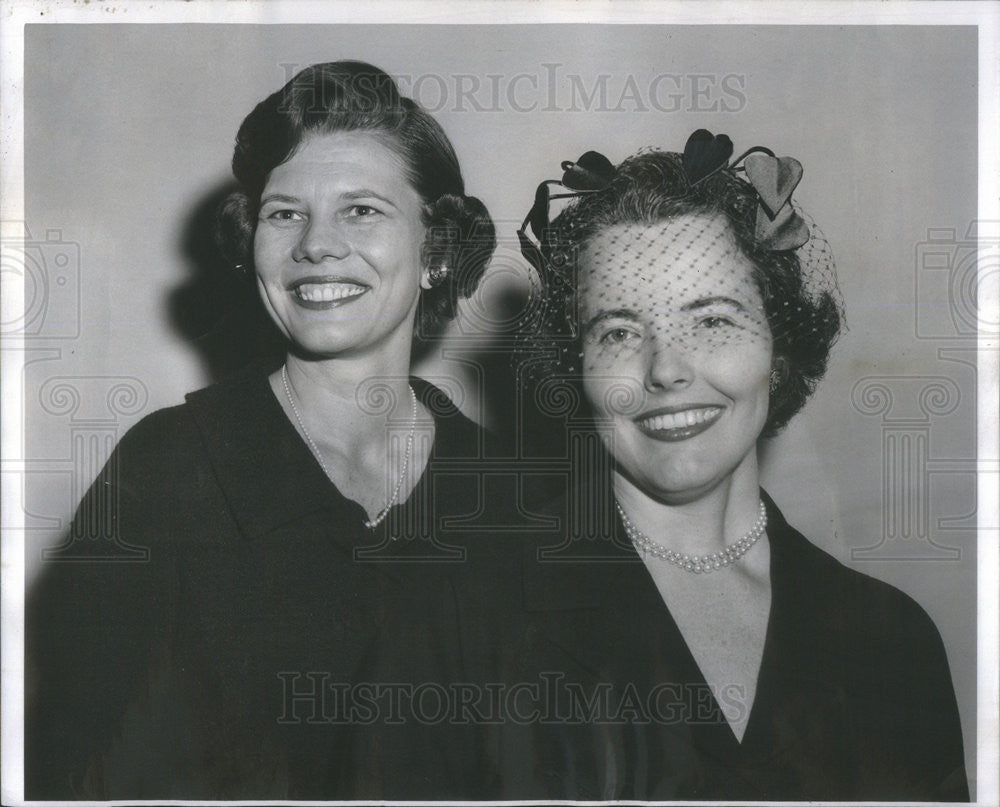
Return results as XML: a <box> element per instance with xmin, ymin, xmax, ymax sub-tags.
<box><xmin>292</xmin><ymin>218</ymin><xmax>351</xmax><ymax>263</ymax></box>
<box><xmin>643</xmin><ymin>337</ymin><xmax>694</xmax><ymax>392</ymax></box>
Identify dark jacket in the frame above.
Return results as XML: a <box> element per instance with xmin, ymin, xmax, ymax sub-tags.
<box><xmin>484</xmin><ymin>490</ymin><xmax>970</xmax><ymax>801</ymax></box>
<box><xmin>25</xmin><ymin>370</ymin><xmax>515</xmax><ymax>800</ymax></box>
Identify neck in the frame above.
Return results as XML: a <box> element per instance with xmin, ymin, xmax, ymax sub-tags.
<box><xmin>613</xmin><ymin>454</ymin><xmax>762</xmax><ymax>557</ymax></box>
<box><xmin>279</xmin><ymin>351</ymin><xmax>418</xmax><ymax>460</ymax></box>
<box><xmin>286</xmin><ymin>350</ymin><xmax>412</xmax><ymax>398</ymax></box>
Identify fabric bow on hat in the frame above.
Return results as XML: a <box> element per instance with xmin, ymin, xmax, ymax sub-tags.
<box><xmin>743</xmin><ymin>152</ymin><xmax>809</xmax><ymax>251</ymax></box>
<box><xmin>682</xmin><ymin>129</ymin><xmax>734</xmax><ymax>185</ymax></box>
<box><xmin>518</xmin><ymin>133</ymin><xmax>811</xmax><ymax>283</ymax></box>
<box><xmin>560</xmin><ymin>151</ymin><xmax>616</xmax><ymax>191</ymax></box>
<box><xmin>682</xmin><ymin>129</ymin><xmax>810</xmax><ymax>251</ymax></box>
<box><xmin>526</xmin><ymin>150</ymin><xmax>616</xmax><ymax>240</ymax></box>
<box><xmin>518</xmin><ymin>150</ymin><xmax>615</xmax><ymax>279</ymax></box>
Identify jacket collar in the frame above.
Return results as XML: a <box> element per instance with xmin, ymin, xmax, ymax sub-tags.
<box><xmin>184</xmin><ymin>370</ymin><xmax>480</xmax><ymax>542</ymax></box>
<box><xmin>520</xmin><ymin>488</ymin><xmax>813</xmax><ymax>613</ymax></box>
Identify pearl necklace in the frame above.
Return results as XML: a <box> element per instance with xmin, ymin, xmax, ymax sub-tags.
<box><xmin>281</xmin><ymin>365</ymin><xmax>417</xmax><ymax>529</ymax></box>
<box><xmin>616</xmin><ymin>500</ymin><xmax>768</xmax><ymax>574</ymax></box>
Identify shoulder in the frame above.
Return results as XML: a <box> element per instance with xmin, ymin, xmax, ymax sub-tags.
<box><xmin>103</xmin><ymin>401</ymin><xmax>204</xmax><ymax>500</ymax></box>
<box><xmin>114</xmin><ymin>371</ymin><xmax>263</xmax><ymax>466</ymax></box>
<box><xmin>116</xmin><ymin>400</ymin><xmax>198</xmax><ymax>457</ymax></box>
<box><xmin>412</xmin><ymin>375</ymin><xmax>494</xmax><ymax>459</ymax></box>
<box><xmin>765</xmin><ymin>495</ymin><xmax>967</xmax><ymax>799</ymax></box>
<box><xmin>778</xmin><ymin>512</ymin><xmax>929</xmax><ymax>617</ymax></box>
<box><xmin>766</xmin><ymin>493</ymin><xmax>950</xmax><ymax>667</ymax></box>
<box><xmin>100</xmin><ymin>371</ymin><xmax>274</xmax><ymax>517</ymax></box>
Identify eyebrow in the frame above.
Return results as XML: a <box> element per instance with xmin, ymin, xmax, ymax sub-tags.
<box><xmin>680</xmin><ymin>295</ymin><xmax>747</xmax><ymax>312</ymax></box>
<box><xmin>341</xmin><ymin>189</ymin><xmax>398</xmax><ymax>208</ymax></box>
<box><xmin>259</xmin><ymin>193</ymin><xmax>301</xmax><ymax>206</ymax></box>
<box><xmin>258</xmin><ymin>190</ymin><xmax>400</xmax><ymax>209</ymax></box>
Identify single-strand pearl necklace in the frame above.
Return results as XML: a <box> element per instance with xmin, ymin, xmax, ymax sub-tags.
<box><xmin>281</xmin><ymin>365</ymin><xmax>417</xmax><ymax>529</ymax></box>
<box><xmin>616</xmin><ymin>500</ymin><xmax>768</xmax><ymax>574</ymax></box>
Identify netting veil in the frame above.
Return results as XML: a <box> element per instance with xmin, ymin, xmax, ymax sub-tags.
<box><xmin>515</xmin><ymin>130</ymin><xmax>844</xmax><ymax>435</ymax></box>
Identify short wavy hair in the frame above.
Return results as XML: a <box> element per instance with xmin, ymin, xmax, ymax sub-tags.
<box><xmin>532</xmin><ymin>150</ymin><xmax>842</xmax><ymax>436</ymax></box>
<box><xmin>216</xmin><ymin>61</ymin><xmax>496</xmax><ymax>339</ymax></box>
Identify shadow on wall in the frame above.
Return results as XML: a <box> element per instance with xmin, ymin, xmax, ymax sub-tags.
<box><xmin>168</xmin><ymin>181</ymin><xmax>285</xmax><ymax>383</ymax></box>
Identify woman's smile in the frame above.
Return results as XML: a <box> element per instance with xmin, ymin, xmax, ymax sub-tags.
<box><xmin>288</xmin><ymin>276</ymin><xmax>370</xmax><ymax>309</ymax></box>
<box><xmin>634</xmin><ymin>404</ymin><xmax>723</xmax><ymax>441</ymax></box>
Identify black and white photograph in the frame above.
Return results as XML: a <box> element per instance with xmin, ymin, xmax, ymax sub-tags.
<box><xmin>2</xmin><ymin>2</ymin><xmax>997</xmax><ymax>804</ymax></box>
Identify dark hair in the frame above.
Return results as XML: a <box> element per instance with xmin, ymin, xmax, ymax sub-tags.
<box><xmin>533</xmin><ymin>150</ymin><xmax>841</xmax><ymax>436</ymax></box>
<box><xmin>216</xmin><ymin>61</ymin><xmax>495</xmax><ymax>339</ymax></box>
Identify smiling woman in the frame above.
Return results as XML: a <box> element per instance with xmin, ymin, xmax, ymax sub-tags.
<box><xmin>25</xmin><ymin>61</ymin><xmax>498</xmax><ymax>799</ymax></box>
<box><xmin>578</xmin><ymin>215</ymin><xmax>774</xmax><ymax>505</ymax></box>
<box><xmin>497</xmin><ymin>140</ymin><xmax>970</xmax><ymax>800</ymax></box>
<box><xmin>252</xmin><ymin>132</ymin><xmax>428</xmax><ymax>360</ymax></box>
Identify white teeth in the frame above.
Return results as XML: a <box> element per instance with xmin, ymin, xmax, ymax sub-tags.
<box><xmin>295</xmin><ymin>282</ymin><xmax>366</xmax><ymax>303</ymax></box>
<box><xmin>639</xmin><ymin>407</ymin><xmax>720</xmax><ymax>431</ymax></box>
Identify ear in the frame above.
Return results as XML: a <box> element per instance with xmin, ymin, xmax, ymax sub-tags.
<box><xmin>419</xmin><ymin>267</ymin><xmax>434</xmax><ymax>291</ymax></box>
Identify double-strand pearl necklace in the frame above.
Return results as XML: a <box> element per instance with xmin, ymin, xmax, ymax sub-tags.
<box><xmin>616</xmin><ymin>500</ymin><xmax>768</xmax><ymax>574</ymax></box>
<box><xmin>281</xmin><ymin>365</ymin><xmax>418</xmax><ymax>529</ymax></box>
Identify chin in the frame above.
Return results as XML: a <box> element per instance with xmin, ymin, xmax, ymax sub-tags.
<box><xmin>628</xmin><ymin>452</ymin><xmax>739</xmax><ymax>501</ymax></box>
<box><xmin>615</xmin><ymin>465</ymin><xmax>711</xmax><ymax>504</ymax></box>
<box><xmin>283</xmin><ymin>316</ymin><xmax>371</xmax><ymax>350</ymax></box>
<box><xmin>294</xmin><ymin>340</ymin><xmax>368</xmax><ymax>360</ymax></box>
<box><xmin>647</xmin><ymin>480</ymin><xmax>719</xmax><ymax>505</ymax></box>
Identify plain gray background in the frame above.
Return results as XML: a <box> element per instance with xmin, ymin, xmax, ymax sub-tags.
<box><xmin>22</xmin><ymin>23</ymin><xmax>979</xmax><ymax>793</ymax></box>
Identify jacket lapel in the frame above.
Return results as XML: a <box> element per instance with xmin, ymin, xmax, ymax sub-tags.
<box><xmin>185</xmin><ymin>371</ymin><xmax>352</xmax><ymax>542</ymax></box>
